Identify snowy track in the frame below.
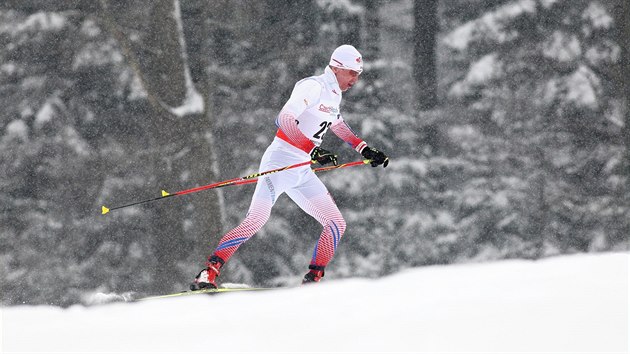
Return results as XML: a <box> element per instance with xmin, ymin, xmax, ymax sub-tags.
<box><xmin>1</xmin><ymin>252</ymin><xmax>627</xmax><ymax>353</ymax></box>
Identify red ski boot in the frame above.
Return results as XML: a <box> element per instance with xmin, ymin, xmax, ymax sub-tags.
<box><xmin>302</xmin><ymin>266</ymin><xmax>325</xmax><ymax>284</ymax></box>
<box><xmin>191</xmin><ymin>256</ymin><xmax>224</xmax><ymax>290</ymax></box>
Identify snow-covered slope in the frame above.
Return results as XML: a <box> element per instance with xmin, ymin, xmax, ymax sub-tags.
<box><xmin>1</xmin><ymin>252</ymin><xmax>627</xmax><ymax>353</ymax></box>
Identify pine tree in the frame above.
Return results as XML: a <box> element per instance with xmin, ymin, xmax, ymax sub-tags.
<box><xmin>443</xmin><ymin>0</ymin><xmax>628</xmax><ymax>255</ymax></box>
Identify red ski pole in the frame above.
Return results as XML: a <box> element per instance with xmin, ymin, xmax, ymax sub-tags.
<box><xmin>101</xmin><ymin>160</ymin><xmax>314</xmax><ymax>215</ymax></box>
<box><xmin>215</xmin><ymin>159</ymin><xmax>372</xmax><ymax>187</ymax></box>
<box><xmin>101</xmin><ymin>159</ymin><xmax>373</xmax><ymax>215</ymax></box>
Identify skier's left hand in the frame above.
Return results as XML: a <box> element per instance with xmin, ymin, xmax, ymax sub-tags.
<box><xmin>361</xmin><ymin>146</ymin><xmax>389</xmax><ymax>167</ymax></box>
<box><xmin>311</xmin><ymin>147</ymin><xmax>338</xmax><ymax>166</ymax></box>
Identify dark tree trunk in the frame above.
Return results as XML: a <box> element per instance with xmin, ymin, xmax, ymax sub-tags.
<box><xmin>97</xmin><ymin>0</ymin><xmax>223</xmax><ymax>293</ymax></box>
<box><xmin>413</xmin><ymin>0</ymin><xmax>439</xmax><ymax>110</ymax></box>
<box><xmin>621</xmin><ymin>0</ymin><xmax>630</xmax><ymax>181</ymax></box>
<box><xmin>364</xmin><ymin>0</ymin><xmax>381</xmax><ymax>65</ymax></box>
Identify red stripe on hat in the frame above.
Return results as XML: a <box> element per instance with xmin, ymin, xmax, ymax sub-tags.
<box><xmin>332</xmin><ymin>58</ymin><xmax>344</xmax><ymax>67</ymax></box>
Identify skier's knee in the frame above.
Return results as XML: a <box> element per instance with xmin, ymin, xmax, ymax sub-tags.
<box><xmin>242</xmin><ymin>209</ymin><xmax>271</xmax><ymax>233</ymax></box>
<box><xmin>329</xmin><ymin>217</ymin><xmax>346</xmax><ymax>237</ymax></box>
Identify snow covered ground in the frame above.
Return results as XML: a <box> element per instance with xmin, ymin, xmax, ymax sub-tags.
<box><xmin>1</xmin><ymin>252</ymin><xmax>627</xmax><ymax>353</ymax></box>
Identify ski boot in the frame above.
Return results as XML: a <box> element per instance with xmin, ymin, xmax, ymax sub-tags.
<box><xmin>191</xmin><ymin>256</ymin><xmax>224</xmax><ymax>290</ymax></box>
<box><xmin>302</xmin><ymin>265</ymin><xmax>325</xmax><ymax>284</ymax></box>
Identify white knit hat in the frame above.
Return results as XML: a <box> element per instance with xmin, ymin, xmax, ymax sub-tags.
<box><xmin>329</xmin><ymin>45</ymin><xmax>363</xmax><ymax>73</ymax></box>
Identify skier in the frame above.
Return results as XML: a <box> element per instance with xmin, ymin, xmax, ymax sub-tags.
<box><xmin>191</xmin><ymin>44</ymin><xmax>389</xmax><ymax>289</ymax></box>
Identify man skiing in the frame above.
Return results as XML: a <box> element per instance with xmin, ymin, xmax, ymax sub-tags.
<box><xmin>191</xmin><ymin>44</ymin><xmax>389</xmax><ymax>289</ymax></box>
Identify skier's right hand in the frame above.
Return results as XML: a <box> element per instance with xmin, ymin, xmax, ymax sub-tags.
<box><xmin>310</xmin><ymin>147</ymin><xmax>338</xmax><ymax>166</ymax></box>
<box><xmin>361</xmin><ymin>146</ymin><xmax>389</xmax><ymax>167</ymax></box>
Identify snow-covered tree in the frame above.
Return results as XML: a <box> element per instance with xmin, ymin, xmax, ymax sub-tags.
<box><xmin>443</xmin><ymin>0</ymin><xmax>628</xmax><ymax>255</ymax></box>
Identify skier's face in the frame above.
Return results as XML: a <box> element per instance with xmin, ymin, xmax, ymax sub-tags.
<box><xmin>332</xmin><ymin>67</ymin><xmax>361</xmax><ymax>92</ymax></box>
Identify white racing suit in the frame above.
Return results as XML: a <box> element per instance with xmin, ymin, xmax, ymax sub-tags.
<box><xmin>211</xmin><ymin>66</ymin><xmax>367</xmax><ymax>270</ymax></box>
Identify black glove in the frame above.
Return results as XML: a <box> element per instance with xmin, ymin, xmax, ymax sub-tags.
<box><xmin>361</xmin><ymin>146</ymin><xmax>389</xmax><ymax>167</ymax></box>
<box><xmin>310</xmin><ymin>146</ymin><xmax>338</xmax><ymax>166</ymax></box>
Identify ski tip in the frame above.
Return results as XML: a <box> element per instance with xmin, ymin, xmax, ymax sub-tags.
<box><xmin>161</xmin><ymin>190</ymin><xmax>170</xmax><ymax>197</ymax></box>
<box><xmin>101</xmin><ymin>205</ymin><xmax>110</xmax><ymax>215</ymax></box>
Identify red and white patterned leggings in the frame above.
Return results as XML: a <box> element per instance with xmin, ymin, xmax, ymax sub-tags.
<box><xmin>211</xmin><ymin>139</ymin><xmax>346</xmax><ymax>269</ymax></box>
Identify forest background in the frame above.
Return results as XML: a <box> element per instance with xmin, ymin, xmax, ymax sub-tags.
<box><xmin>1</xmin><ymin>0</ymin><xmax>628</xmax><ymax>306</ymax></box>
